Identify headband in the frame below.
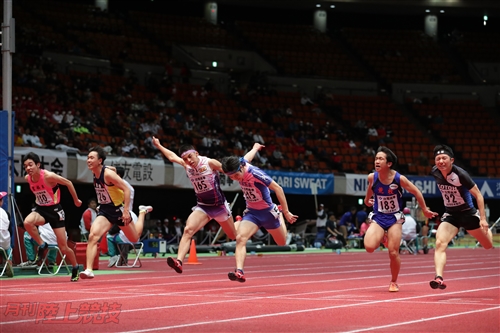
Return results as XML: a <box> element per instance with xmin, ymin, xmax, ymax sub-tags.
<box><xmin>434</xmin><ymin>149</ymin><xmax>453</xmax><ymax>158</ymax></box>
<box><xmin>225</xmin><ymin>157</ymin><xmax>246</xmax><ymax>175</ymax></box>
<box><xmin>180</xmin><ymin>149</ymin><xmax>196</xmax><ymax>158</ymax></box>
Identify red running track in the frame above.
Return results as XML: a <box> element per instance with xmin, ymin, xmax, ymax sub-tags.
<box><xmin>1</xmin><ymin>248</ymin><xmax>499</xmax><ymax>332</ymax></box>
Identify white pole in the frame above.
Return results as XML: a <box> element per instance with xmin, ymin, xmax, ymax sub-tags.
<box><xmin>211</xmin><ymin>193</ymin><xmax>239</xmax><ymax>245</ymax></box>
<box><xmin>2</xmin><ymin>0</ymin><xmax>13</xmax><ymax>216</ymax></box>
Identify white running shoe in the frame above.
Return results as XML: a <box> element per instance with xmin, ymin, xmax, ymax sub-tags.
<box><xmin>139</xmin><ymin>205</ymin><xmax>153</xmax><ymax>214</ymax></box>
<box><xmin>108</xmin><ymin>255</ymin><xmax>119</xmax><ymax>268</ymax></box>
<box><xmin>79</xmin><ymin>269</ymin><xmax>95</xmax><ymax>279</ymax></box>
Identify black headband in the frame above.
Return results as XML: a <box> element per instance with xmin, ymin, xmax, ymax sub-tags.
<box><xmin>434</xmin><ymin>149</ymin><xmax>453</xmax><ymax>158</ymax></box>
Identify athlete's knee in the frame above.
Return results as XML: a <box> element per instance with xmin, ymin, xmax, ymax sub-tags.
<box><xmin>183</xmin><ymin>225</ymin><xmax>197</xmax><ymax>237</ymax></box>
<box><xmin>388</xmin><ymin>248</ymin><xmax>399</xmax><ymax>258</ymax></box>
<box><xmin>236</xmin><ymin>233</ymin><xmax>250</xmax><ymax>244</ymax></box>
<box><xmin>434</xmin><ymin>238</ymin><xmax>448</xmax><ymax>250</ymax></box>
<box><xmin>365</xmin><ymin>246</ymin><xmax>376</xmax><ymax>253</ymax></box>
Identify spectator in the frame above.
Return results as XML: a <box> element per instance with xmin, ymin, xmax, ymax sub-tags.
<box><xmin>80</xmin><ymin>198</ymin><xmax>98</xmax><ymax>241</ymax></box>
<box><xmin>314</xmin><ymin>204</ymin><xmax>328</xmax><ymax>248</ymax></box>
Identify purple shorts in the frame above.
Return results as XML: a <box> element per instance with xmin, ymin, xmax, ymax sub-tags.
<box><xmin>192</xmin><ymin>201</ymin><xmax>231</xmax><ymax>223</ymax></box>
<box><xmin>242</xmin><ymin>204</ymin><xmax>281</xmax><ymax>230</ymax></box>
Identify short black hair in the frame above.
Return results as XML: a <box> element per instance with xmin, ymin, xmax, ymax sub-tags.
<box><xmin>221</xmin><ymin>156</ymin><xmax>242</xmax><ymax>173</ymax></box>
<box><xmin>89</xmin><ymin>146</ymin><xmax>107</xmax><ymax>163</ymax></box>
<box><xmin>433</xmin><ymin>144</ymin><xmax>454</xmax><ymax>158</ymax></box>
<box><xmin>179</xmin><ymin>144</ymin><xmax>195</xmax><ymax>156</ymax></box>
<box><xmin>22</xmin><ymin>152</ymin><xmax>41</xmax><ymax>165</ymax></box>
<box><xmin>377</xmin><ymin>146</ymin><xmax>397</xmax><ymax>169</ymax></box>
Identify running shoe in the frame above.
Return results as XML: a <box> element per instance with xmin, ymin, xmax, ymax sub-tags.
<box><xmin>430</xmin><ymin>276</ymin><xmax>447</xmax><ymax>290</ymax></box>
<box><xmin>35</xmin><ymin>243</ymin><xmax>49</xmax><ymax>266</ymax></box>
<box><xmin>4</xmin><ymin>261</ymin><xmax>14</xmax><ymax>278</ymax></box>
<box><xmin>71</xmin><ymin>267</ymin><xmax>79</xmax><ymax>282</ymax></box>
<box><xmin>389</xmin><ymin>282</ymin><xmax>399</xmax><ymax>292</ymax></box>
<box><xmin>139</xmin><ymin>205</ymin><xmax>153</xmax><ymax>214</ymax></box>
<box><xmin>228</xmin><ymin>270</ymin><xmax>246</xmax><ymax>283</ymax></box>
<box><xmin>79</xmin><ymin>269</ymin><xmax>95</xmax><ymax>279</ymax></box>
<box><xmin>18</xmin><ymin>260</ymin><xmax>36</xmax><ymax>267</ymax></box>
<box><xmin>108</xmin><ymin>255</ymin><xmax>119</xmax><ymax>267</ymax></box>
<box><xmin>167</xmin><ymin>257</ymin><xmax>183</xmax><ymax>274</ymax></box>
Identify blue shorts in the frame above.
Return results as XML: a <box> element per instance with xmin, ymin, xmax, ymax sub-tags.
<box><xmin>193</xmin><ymin>201</ymin><xmax>232</xmax><ymax>223</ymax></box>
<box><xmin>368</xmin><ymin>211</ymin><xmax>405</xmax><ymax>231</ymax></box>
<box><xmin>242</xmin><ymin>204</ymin><xmax>281</xmax><ymax>230</ymax></box>
<box><xmin>98</xmin><ymin>204</ymin><xmax>129</xmax><ymax>227</ymax></box>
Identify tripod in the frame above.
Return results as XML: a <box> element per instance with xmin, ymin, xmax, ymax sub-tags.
<box><xmin>8</xmin><ymin>193</ymin><xmax>27</xmax><ymax>264</ymax></box>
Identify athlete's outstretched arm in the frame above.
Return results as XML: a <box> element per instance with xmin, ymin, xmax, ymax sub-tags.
<box><xmin>152</xmin><ymin>136</ymin><xmax>185</xmax><ymax>166</ymax></box>
<box><xmin>244</xmin><ymin>143</ymin><xmax>265</xmax><ymax>163</ymax></box>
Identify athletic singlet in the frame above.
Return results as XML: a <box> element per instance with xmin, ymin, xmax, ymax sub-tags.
<box><xmin>372</xmin><ymin>171</ymin><xmax>403</xmax><ymax>215</ymax></box>
<box><xmin>431</xmin><ymin>164</ymin><xmax>476</xmax><ymax>213</ymax></box>
<box><xmin>185</xmin><ymin>156</ymin><xmax>225</xmax><ymax>206</ymax></box>
<box><xmin>239</xmin><ymin>163</ymin><xmax>273</xmax><ymax>210</ymax></box>
<box><xmin>93</xmin><ymin>166</ymin><xmax>124</xmax><ymax>207</ymax></box>
<box><xmin>27</xmin><ymin>169</ymin><xmax>60</xmax><ymax>206</ymax></box>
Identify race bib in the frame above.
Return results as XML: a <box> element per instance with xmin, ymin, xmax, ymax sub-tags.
<box><xmin>34</xmin><ymin>191</ymin><xmax>54</xmax><ymax>206</ymax></box>
<box><xmin>241</xmin><ymin>185</ymin><xmax>261</xmax><ymax>203</ymax></box>
<box><xmin>192</xmin><ymin>176</ymin><xmax>213</xmax><ymax>194</ymax></box>
<box><xmin>377</xmin><ymin>195</ymin><xmax>399</xmax><ymax>214</ymax></box>
<box><xmin>440</xmin><ymin>188</ymin><xmax>465</xmax><ymax>207</ymax></box>
<box><xmin>95</xmin><ymin>188</ymin><xmax>112</xmax><ymax>204</ymax></box>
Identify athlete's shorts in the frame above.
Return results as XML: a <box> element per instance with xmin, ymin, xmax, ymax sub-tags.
<box><xmin>32</xmin><ymin>204</ymin><xmax>66</xmax><ymax>229</ymax></box>
<box><xmin>192</xmin><ymin>201</ymin><xmax>231</xmax><ymax>223</ymax></box>
<box><xmin>441</xmin><ymin>209</ymin><xmax>480</xmax><ymax>230</ymax></box>
<box><xmin>242</xmin><ymin>204</ymin><xmax>281</xmax><ymax>230</ymax></box>
<box><xmin>97</xmin><ymin>204</ymin><xmax>129</xmax><ymax>227</ymax></box>
<box><xmin>368</xmin><ymin>210</ymin><xmax>405</xmax><ymax>231</ymax></box>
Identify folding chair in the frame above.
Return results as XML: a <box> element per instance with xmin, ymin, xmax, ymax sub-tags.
<box><xmin>474</xmin><ymin>218</ymin><xmax>499</xmax><ymax>249</ymax></box>
<box><xmin>400</xmin><ymin>237</ymin><xmax>419</xmax><ymax>255</ymax></box>
<box><xmin>116</xmin><ymin>242</ymin><xmax>143</xmax><ymax>268</ymax></box>
<box><xmin>0</xmin><ymin>247</ymin><xmax>13</xmax><ymax>277</ymax></box>
<box><xmin>38</xmin><ymin>245</ymin><xmax>71</xmax><ymax>276</ymax></box>
<box><xmin>79</xmin><ymin>225</ymin><xmax>89</xmax><ymax>242</ymax></box>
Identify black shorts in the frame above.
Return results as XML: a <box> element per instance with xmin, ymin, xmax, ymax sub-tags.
<box><xmin>33</xmin><ymin>204</ymin><xmax>66</xmax><ymax>229</ymax></box>
<box><xmin>441</xmin><ymin>209</ymin><xmax>480</xmax><ymax>231</ymax></box>
<box><xmin>97</xmin><ymin>204</ymin><xmax>129</xmax><ymax>227</ymax></box>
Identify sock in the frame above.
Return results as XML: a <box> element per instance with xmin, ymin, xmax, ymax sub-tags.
<box><xmin>237</xmin><ymin>268</ymin><xmax>244</xmax><ymax>274</ymax></box>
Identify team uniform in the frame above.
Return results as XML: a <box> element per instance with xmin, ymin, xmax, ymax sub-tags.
<box><xmin>431</xmin><ymin>164</ymin><xmax>480</xmax><ymax>230</ymax></box>
<box><xmin>185</xmin><ymin>156</ymin><xmax>231</xmax><ymax>222</ymax></box>
<box><xmin>368</xmin><ymin>171</ymin><xmax>405</xmax><ymax>230</ymax></box>
<box><xmin>238</xmin><ymin>161</ymin><xmax>281</xmax><ymax>230</ymax></box>
<box><xmin>27</xmin><ymin>169</ymin><xmax>66</xmax><ymax>229</ymax></box>
<box><xmin>93</xmin><ymin>166</ymin><xmax>129</xmax><ymax>226</ymax></box>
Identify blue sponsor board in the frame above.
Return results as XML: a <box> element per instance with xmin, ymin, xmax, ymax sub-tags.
<box><xmin>265</xmin><ymin>170</ymin><xmax>334</xmax><ymax>195</ymax></box>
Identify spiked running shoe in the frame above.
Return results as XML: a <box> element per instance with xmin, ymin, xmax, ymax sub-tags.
<box><xmin>71</xmin><ymin>267</ymin><xmax>80</xmax><ymax>282</ymax></box>
<box><xmin>430</xmin><ymin>276</ymin><xmax>447</xmax><ymax>290</ymax></box>
<box><xmin>79</xmin><ymin>269</ymin><xmax>95</xmax><ymax>279</ymax></box>
<box><xmin>139</xmin><ymin>205</ymin><xmax>153</xmax><ymax>214</ymax></box>
<box><xmin>389</xmin><ymin>282</ymin><xmax>399</xmax><ymax>292</ymax></box>
<box><xmin>167</xmin><ymin>257</ymin><xmax>183</xmax><ymax>274</ymax></box>
<box><xmin>228</xmin><ymin>270</ymin><xmax>246</xmax><ymax>283</ymax></box>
